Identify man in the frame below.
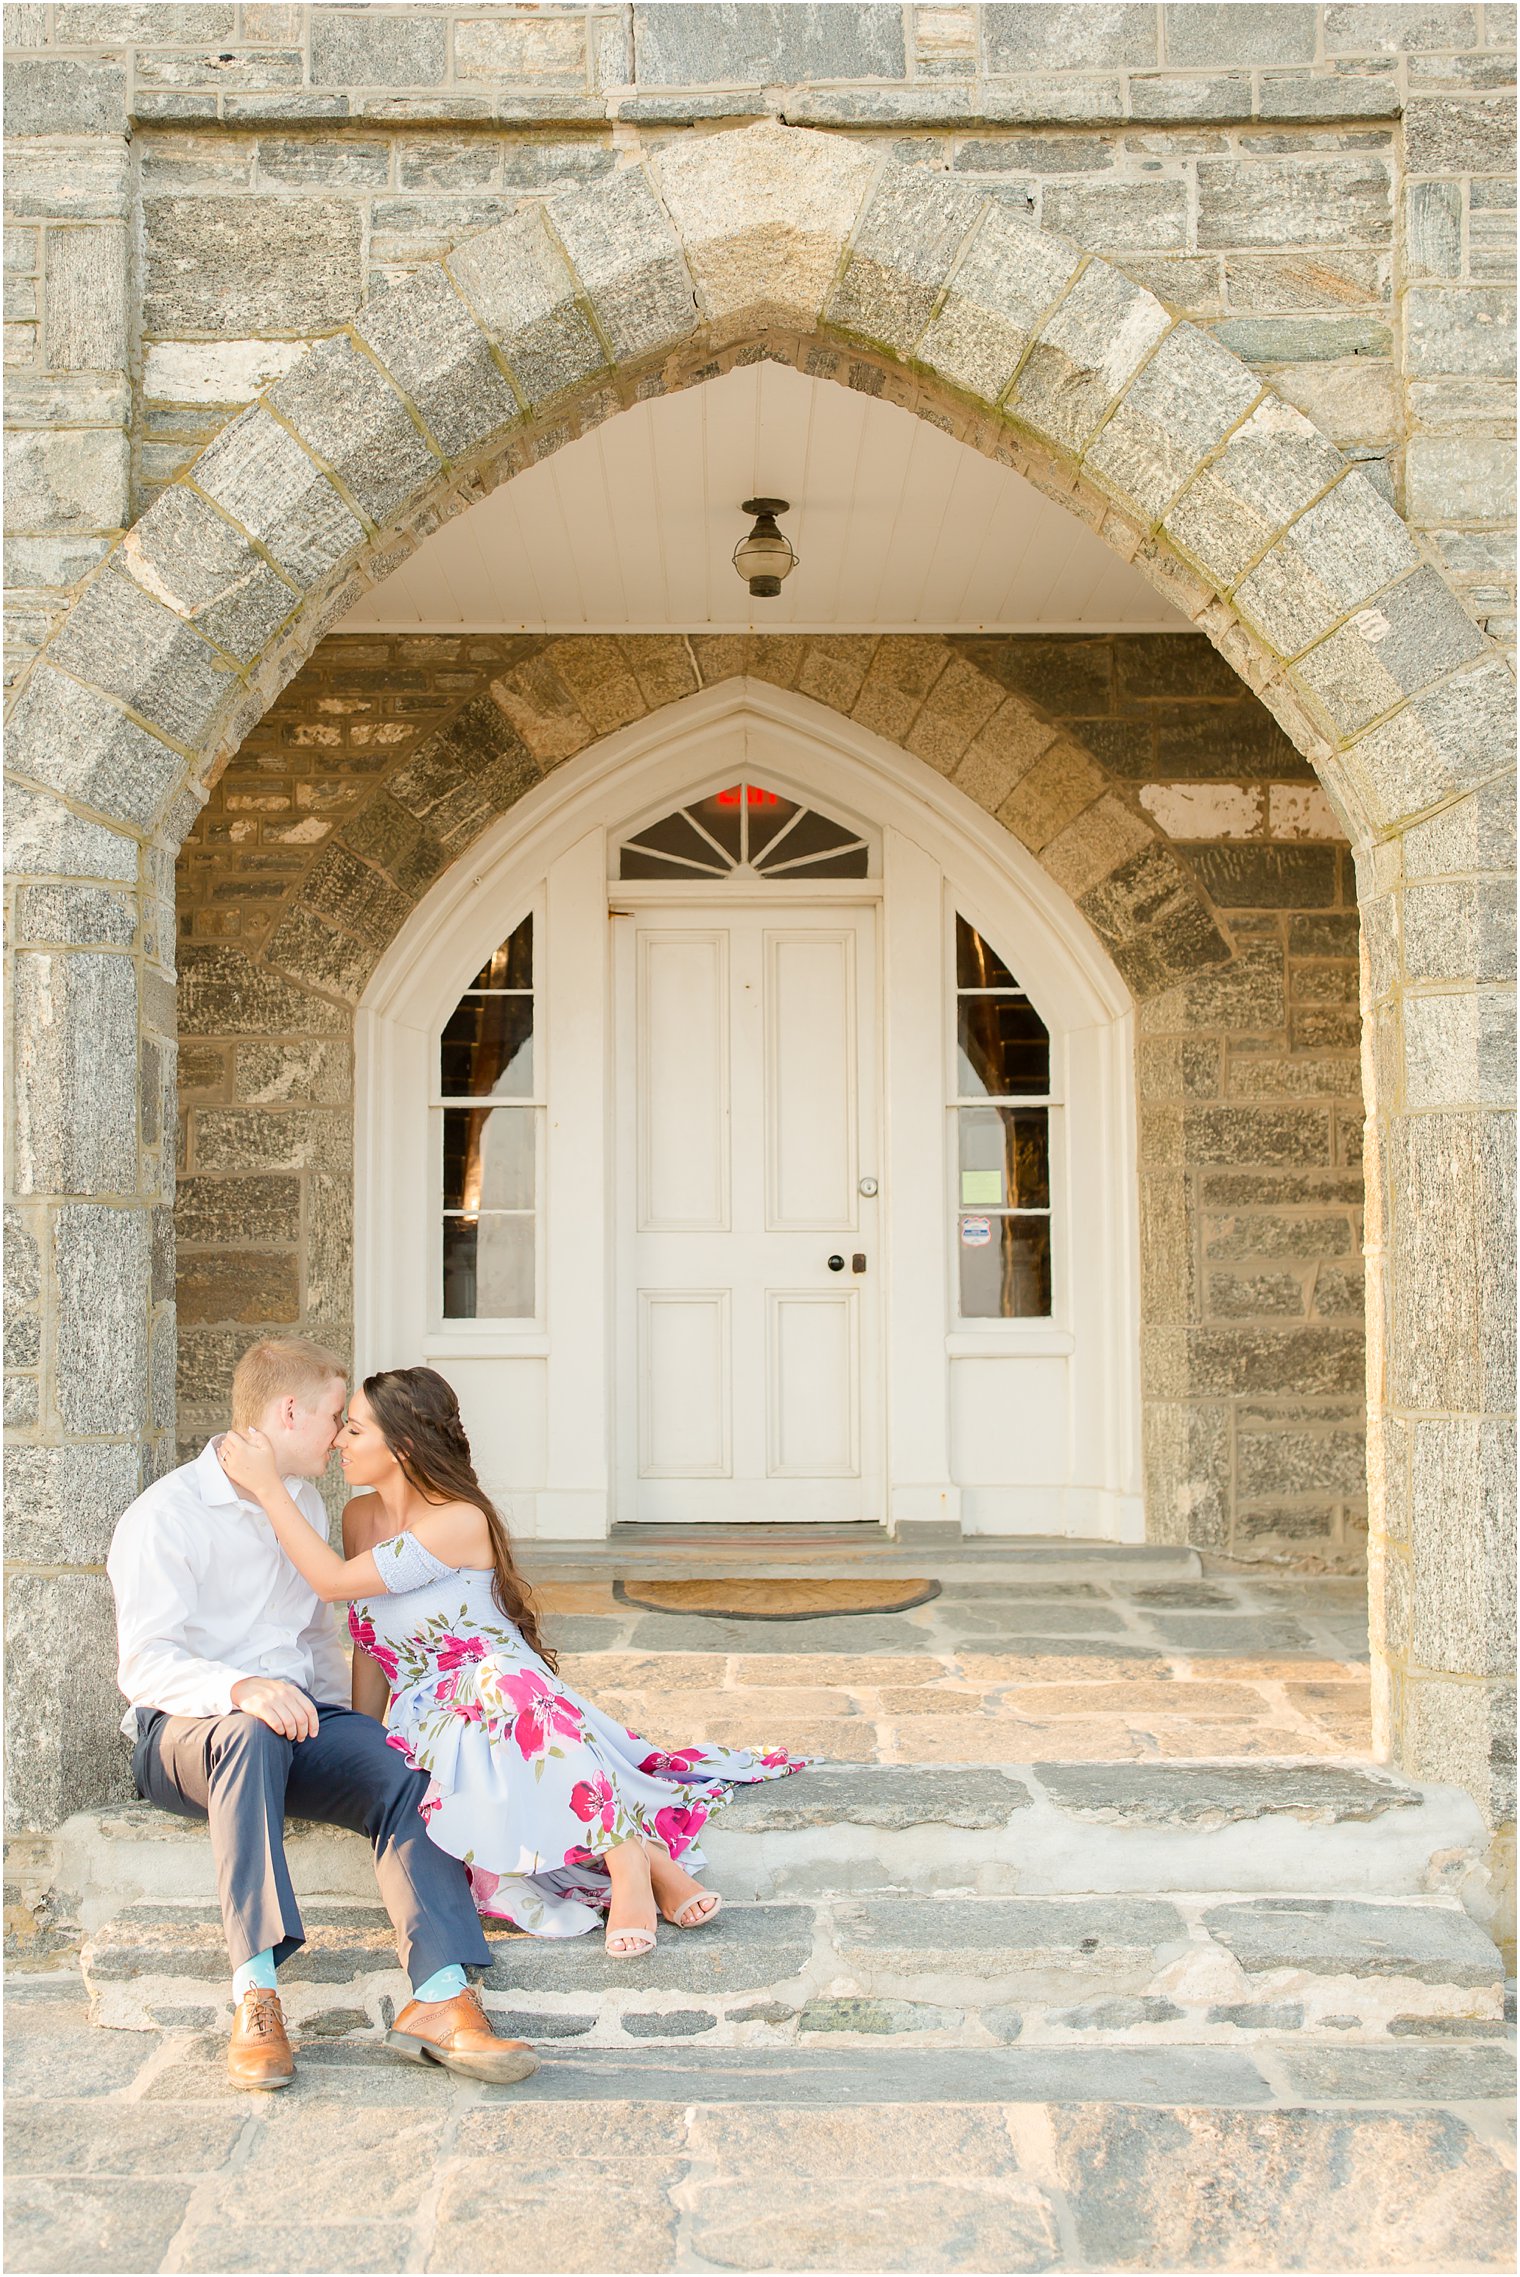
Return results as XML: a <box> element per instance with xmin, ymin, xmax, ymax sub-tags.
<box><xmin>107</xmin><ymin>1336</ymin><xmax>537</xmax><ymax>2092</ymax></box>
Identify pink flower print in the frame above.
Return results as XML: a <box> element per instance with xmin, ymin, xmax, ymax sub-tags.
<box><xmin>570</xmin><ymin>1773</ymin><xmax>616</xmax><ymax>1833</ymax></box>
<box><xmin>419</xmin><ymin>1779</ymin><xmax>444</xmax><ymax>1825</ymax></box>
<box><xmin>434</xmin><ymin>1674</ymin><xmax>457</xmax><ymax>1705</ymax></box>
<box><xmin>499</xmin><ymin>1669</ymin><xmax>583</xmax><ymax>1761</ymax></box>
<box><xmin>757</xmin><ymin>1747</ymin><xmax>795</xmax><ymax>1770</ymax></box>
<box><xmin>348</xmin><ymin>1610</ymin><xmax>399</xmax><ymax>1684</ymax></box>
<box><xmin>639</xmin><ymin>1747</ymin><xmax>706</xmax><ymax>1779</ymax></box>
<box><xmin>562</xmin><ymin>1843</ymin><xmax>597</xmax><ymax>1869</ymax></box>
<box><xmin>384</xmin><ymin>1730</ymin><xmax>412</xmax><ymax>1755</ymax></box>
<box><xmin>653</xmin><ymin>1802</ymin><xmax>707</xmax><ymax>1859</ymax></box>
<box><xmin>436</xmin><ymin>1634</ymin><xmax>486</xmax><ymax>1673</ymax></box>
<box><xmin>467</xmin><ymin>1863</ymin><xmax>501</xmax><ymax>1908</ymax></box>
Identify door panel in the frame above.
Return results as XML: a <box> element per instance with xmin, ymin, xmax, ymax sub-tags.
<box><xmin>617</xmin><ymin>902</ymin><xmax>882</xmax><ymax>1523</ymax></box>
<box><xmin>639</xmin><ymin>1290</ymin><xmax>730</xmax><ymax>1477</ymax></box>
<box><xmin>768</xmin><ymin>1290</ymin><xmax>858</xmax><ymax>1477</ymax></box>
<box><xmin>639</xmin><ymin>931</ymin><xmax>728</xmax><ymax>1231</ymax></box>
<box><xmin>766</xmin><ymin>931</ymin><xmax>857</xmax><ymax>1230</ymax></box>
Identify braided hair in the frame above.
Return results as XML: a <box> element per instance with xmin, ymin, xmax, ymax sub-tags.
<box><xmin>362</xmin><ymin>1366</ymin><xmax>557</xmax><ymax>1672</ymax></box>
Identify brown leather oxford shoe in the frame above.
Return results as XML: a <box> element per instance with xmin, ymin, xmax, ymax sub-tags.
<box><xmin>386</xmin><ymin>1985</ymin><xmax>538</xmax><ymax>2084</ymax></box>
<box><xmin>227</xmin><ymin>1987</ymin><xmax>295</xmax><ymax>2091</ymax></box>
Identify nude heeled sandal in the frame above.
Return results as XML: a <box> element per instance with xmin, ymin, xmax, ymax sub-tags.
<box><xmin>604</xmin><ymin>1922</ymin><xmax>657</xmax><ymax>1958</ymax></box>
<box><xmin>662</xmin><ymin>1889</ymin><xmax>723</xmax><ymax>1931</ymax></box>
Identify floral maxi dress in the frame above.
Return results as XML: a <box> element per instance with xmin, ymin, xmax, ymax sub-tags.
<box><xmin>349</xmin><ymin>1532</ymin><xmax>806</xmax><ymax>1938</ymax></box>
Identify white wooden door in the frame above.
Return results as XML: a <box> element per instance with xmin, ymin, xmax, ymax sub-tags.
<box><xmin>614</xmin><ymin>903</ymin><xmax>883</xmax><ymax>1523</ymax></box>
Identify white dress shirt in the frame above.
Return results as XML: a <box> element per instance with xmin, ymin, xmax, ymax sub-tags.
<box><xmin>107</xmin><ymin>1439</ymin><xmax>351</xmax><ymax>1736</ymax></box>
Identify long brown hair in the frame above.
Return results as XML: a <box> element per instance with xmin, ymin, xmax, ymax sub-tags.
<box><xmin>363</xmin><ymin>1366</ymin><xmax>557</xmax><ymax>1673</ymax></box>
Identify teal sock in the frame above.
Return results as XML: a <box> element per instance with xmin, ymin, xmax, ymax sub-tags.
<box><xmin>232</xmin><ymin>1949</ymin><xmax>277</xmax><ymax>2001</ymax></box>
<box><xmin>413</xmin><ymin>1963</ymin><xmax>469</xmax><ymax>2004</ymax></box>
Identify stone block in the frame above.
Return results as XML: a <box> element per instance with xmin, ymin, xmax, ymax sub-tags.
<box><xmin>1408</xmin><ymin>1673</ymin><xmax>1516</xmax><ymax>1825</ymax></box>
<box><xmin>1204</xmin><ymin>1896</ymin><xmax>1503</xmax><ymax>1984</ymax></box>
<box><xmin>1044</xmin><ymin>178</ymin><xmax>1189</xmax><ymax>251</ymax></box>
<box><xmin>1196</xmin><ymin>156</ymin><xmax>1393</xmax><ymax>249</ymax></box>
<box><xmin>1236</xmin><ymin>469</ymin><xmax>1420</xmax><ymax>659</ymax></box>
<box><xmin>53</xmin><ymin>1202</ymin><xmax>150</xmax><ymax>1436</ymax></box>
<box><xmin>1408</xmin><ymin>1416</ymin><xmax>1516</xmax><ymax>1678</ymax></box>
<box><xmin>1213</xmin><ymin>313</ymin><xmax>1393</xmax><ymax>362</ymax></box>
<box><xmin>833</xmin><ymin>1893</ymin><xmax>1186</xmax><ymax>1981</ymax></box>
<box><xmin>657</xmin><ymin>124</ymin><xmax>868</xmax><ymax>332</ymax></box>
<box><xmin>355</xmin><ymin>266</ymin><xmax>518</xmax><ymax>464</ymax></box>
<box><xmin>254</xmin><ymin>136</ymin><xmax>392</xmax><ymax>188</ymax></box>
<box><xmin>828</xmin><ymin>163</ymin><xmax>985</xmax><ymax>355</ymax></box>
<box><xmin>1297</xmin><ymin>567</ymin><xmax>1487</xmax><ymax>740</ymax></box>
<box><xmin>4</xmin><ymin>784</ymin><xmax>138</xmax><ymax>891</ymax></box>
<box><xmin>189</xmin><ymin>1107</ymin><xmax>349</xmax><ymax>1177</ymax></box>
<box><xmin>3</xmin><ymin>57</ymin><xmax>125</xmax><ymax>135</ymax></box>
<box><xmin>1165</xmin><ymin>396</ymin><xmax>1346</xmax><ymax>586</ymax></box>
<box><xmin>1186</xmin><ymin>843</ymin><xmax>1338</xmax><ymax>907</ymax></box>
<box><xmin>465</xmin><ymin>20</ymin><xmax>591</xmax><ymax>84</ymax></box>
<box><xmin>1326</xmin><ymin>7</ymin><xmax>1479</xmax><ymax>54</ymax></box>
<box><xmin>1086</xmin><ymin>321</ymin><xmax>1260</xmax><ymax>521</ymax></box>
<box><xmin>1078</xmin><ymin>842</ymin><xmax>1232</xmax><ymax>993</ymax></box>
<box><xmin>1406</xmin><ymin>435</ymin><xmax>1517</xmax><ymax>525</ymax></box>
<box><xmin>1009</xmin><ymin>262</ymin><xmax>1171</xmax><ymax>453</ymax></box>
<box><xmin>916</xmin><ymin>206</ymin><xmax>1082</xmax><ymax>404</ymax></box>
<box><xmin>1405</xmin><ymin>287</ymin><xmax>1517</xmax><ymax>379</ymax></box>
<box><xmin>4</xmin><ymin>1570</ymin><xmax>136</xmax><ymax>1830</ymax></box>
<box><xmin>41</xmin><ymin>222</ymin><xmax>127</xmax><ymax>373</ymax></box>
<box><xmin>798</xmin><ymin>1996</ymin><xmax>963</xmax><ymax>2034</ymax></box>
<box><xmin>1207</xmin><ymin>1267</ymin><xmax>1306</xmax><ymax>1317</ymax></box>
<box><xmin>177</xmin><ymin>1249</ymin><xmax>300</xmax><ymax>1326</ymax></box>
<box><xmin>191</xmin><ymin>405</ymin><xmax>367</xmax><ymax>591</ymax></box>
<box><xmin>1405</xmin><ymin>181</ymin><xmax>1464</xmax><ymax>282</ymax></box>
<box><xmin>47</xmin><ymin>560</ymin><xmax>234</xmax><ymax>749</ymax></box>
<box><xmin>1162</xmin><ymin>4</ymin><xmax>1317</xmax><ymax>64</ymax></box>
<box><xmin>447</xmin><ymin>206</ymin><xmax>606</xmax><ymax>408</ymax></box>
<box><xmin>984</xmin><ymin>6</ymin><xmax>1157</xmax><ymax>69</ymax></box>
<box><xmin>176</xmin><ymin>1173</ymin><xmax>301</xmax><ymax>1248</ymax></box>
<box><xmin>11</xmin><ymin>949</ymin><xmax>138</xmax><ymax>1196</ymax></box>
<box><xmin>270</xmin><ymin>335</ymin><xmax>439</xmax><ymax>529</ymax></box>
<box><xmin>633</xmin><ymin>4</ymin><xmax>906</xmax><ymax>84</ymax></box>
<box><xmin>547</xmin><ymin>168</ymin><xmax>694</xmax><ymax>366</ymax></box>
<box><xmin>143</xmin><ymin>196</ymin><xmax>363</xmax><ymax>336</ymax></box>
<box><xmin>178</xmin><ymin>945</ymin><xmax>345</xmax><ymax>1039</ymax></box>
<box><xmin>3</xmin><ymin>1440</ymin><xmax>145</xmax><ymax>1567</ymax></box>
<box><xmin>1404</xmin><ymin>90</ymin><xmax>1518</xmax><ymax>171</ymax></box>
<box><xmin>123</xmin><ymin>484</ymin><xmax>296</xmax><ymax>665</ymax></box>
<box><xmin>1052</xmin><ymin>2103</ymin><xmax>1514</xmax><ymax>2275</ymax></box>
<box><xmin>3</xmin><ymin>425</ymin><xmax>130</xmax><ymax>535</ymax></box>
<box><xmin>309</xmin><ymin>6</ymin><xmax>446</xmax><ymax>86</ymax></box>
<box><xmin>6</xmin><ymin>664</ymin><xmax>184</xmax><ymax>835</ymax></box>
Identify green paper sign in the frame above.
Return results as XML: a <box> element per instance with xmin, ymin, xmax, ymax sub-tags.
<box><xmin>960</xmin><ymin>1170</ymin><xmax>1003</xmax><ymax>1207</ymax></box>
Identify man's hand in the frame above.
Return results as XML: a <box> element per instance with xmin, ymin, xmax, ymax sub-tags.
<box><xmin>219</xmin><ymin>1426</ymin><xmax>283</xmax><ymax>1504</ymax></box>
<box><xmin>230</xmin><ymin>1677</ymin><xmax>319</xmax><ymax>1741</ymax></box>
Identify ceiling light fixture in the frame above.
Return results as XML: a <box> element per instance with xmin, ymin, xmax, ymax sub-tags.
<box><xmin>732</xmin><ymin>497</ymin><xmax>798</xmax><ymax>598</ymax></box>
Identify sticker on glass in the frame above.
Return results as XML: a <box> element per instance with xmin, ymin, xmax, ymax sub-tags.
<box><xmin>960</xmin><ymin>1216</ymin><xmax>993</xmax><ymax>1248</ymax></box>
<box><xmin>960</xmin><ymin>1170</ymin><xmax>1003</xmax><ymax>1207</ymax></box>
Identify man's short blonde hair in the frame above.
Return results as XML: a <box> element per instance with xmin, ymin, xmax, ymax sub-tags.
<box><xmin>231</xmin><ymin>1338</ymin><xmax>348</xmax><ymax>1428</ymax></box>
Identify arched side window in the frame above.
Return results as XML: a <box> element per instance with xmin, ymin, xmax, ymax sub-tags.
<box><xmin>953</xmin><ymin>914</ymin><xmax>1051</xmax><ymax>1319</ymax></box>
<box><xmin>618</xmin><ymin>781</ymin><xmax>870</xmax><ymax>879</ymax></box>
<box><xmin>437</xmin><ymin>913</ymin><xmax>537</xmax><ymax>1320</ymax></box>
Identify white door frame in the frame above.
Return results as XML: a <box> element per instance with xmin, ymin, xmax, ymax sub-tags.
<box><xmin>355</xmin><ymin>681</ymin><xmax>1141</xmax><ymax>1541</ymax></box>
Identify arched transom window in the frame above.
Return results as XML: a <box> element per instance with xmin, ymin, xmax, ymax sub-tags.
<box><xmin>953</xmin><ymin>915</ymin><xmax>1052</xmax><ymax>1319</ymax></box>
<box><xmin>618</xmin><ymin>782</ymin><xmax>870</xmax><ymax>880</ymax></box>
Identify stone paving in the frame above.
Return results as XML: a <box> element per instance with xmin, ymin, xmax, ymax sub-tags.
<box><xmin>5</xmin><ymin>1973</ymin><xmax>1515</xmax><ymax>2276</ymax></box>
<box><xmin>538</xmin><ymin>1565</ymin><xmax>1373</xmax><ymax>1767</ymax></box>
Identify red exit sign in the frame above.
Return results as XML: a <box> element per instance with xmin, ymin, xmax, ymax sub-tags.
<box><xmin>714</xmin><ymin>783</ymin><xmax>782</xmax><ymax>808</ymax></box>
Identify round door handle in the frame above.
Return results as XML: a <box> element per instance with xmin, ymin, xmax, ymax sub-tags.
<box><xmin>859</xmin><ymin>1177</ymin><xmax>879</xmax><ymax>1198</ymax></box>
<box><xmin>826</xmin><ymin>1254</ymin><xmax>845</xmax><ymax>1272</ymax></box>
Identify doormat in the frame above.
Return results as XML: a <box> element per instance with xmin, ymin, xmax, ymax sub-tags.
<box><xmin>613</xmin><ymin>1577</ymin><xmax>941</xmax><ymax>1620</ymax></box>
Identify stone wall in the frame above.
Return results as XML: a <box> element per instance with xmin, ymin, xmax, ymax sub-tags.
<box><xmin>4</xmin><ymin>5</ymin><xmax>1515</xmax><ymax>686</ymax></box>
<box><xmin>2</xmin><ymin>25</ymin><xmax>1509</xmax><ymax>1909</ymax></box>
<box><xmin>173</xmin><ymin>628</ymin><xmax>1367</xmax><ymax>1565</ymax></box>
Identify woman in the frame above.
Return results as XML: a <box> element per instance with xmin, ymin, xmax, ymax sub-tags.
<box><xmin>218</xmin><ymin>1367</ymin><xmax>803</xmax><ymax>1957</ymax></box>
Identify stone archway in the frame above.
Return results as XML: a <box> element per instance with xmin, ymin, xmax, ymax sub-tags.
<box><xmin>6</xmin><ymin>124</ymin><xmax>1512</xmax><ymax>1869</ymax></box>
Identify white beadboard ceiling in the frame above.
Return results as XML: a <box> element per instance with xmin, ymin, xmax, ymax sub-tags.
<box><xmin>339</xmin><ymin>361</ymin><xmax>1188</xmax><ymax>636</ymax></box>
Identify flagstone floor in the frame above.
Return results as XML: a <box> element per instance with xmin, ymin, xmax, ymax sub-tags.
<box><xmin>538</xmin><ymin>1564</ymin><xmax>1373</xmax><ymax>1767</ymax></box>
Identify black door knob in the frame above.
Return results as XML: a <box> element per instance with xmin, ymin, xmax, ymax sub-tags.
<box><xmin>827</xmin><ymin>1254</ymin><xmax>845</xmax><ymax>1272</ymax></box>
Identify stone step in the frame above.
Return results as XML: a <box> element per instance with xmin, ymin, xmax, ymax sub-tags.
<box><xmin>82</xmin><ymin>1888</ymin><xmax>1506</xmax><ymax>2045</ymax></box>
<box><xmin>523</xmin><ymin>1534</ymin><xmax>1204</xmax><ymax>1581</ymax></box>
<box><xmin>49</xmin><ymin>1762</ymin><xmax>1489</xmax><ymax>1937</ymax></box>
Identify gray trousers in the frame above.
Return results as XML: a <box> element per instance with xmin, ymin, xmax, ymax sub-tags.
<box><xmin>133</xmin><ymin>1697</ymin><xmax>492</xmax><ymax>1989</ymax></box>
